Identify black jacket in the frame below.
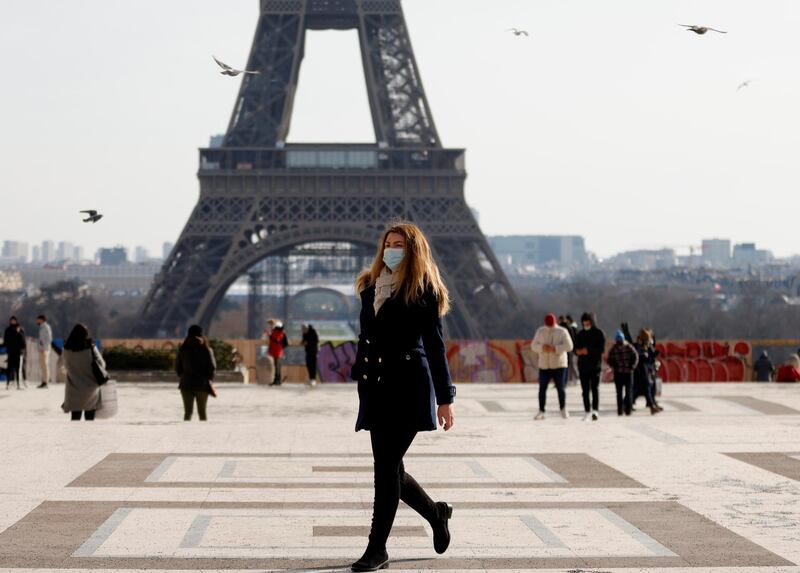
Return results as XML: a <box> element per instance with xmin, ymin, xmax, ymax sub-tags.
<box><xmin>302</xmin><ymin>327</ymin><xmax>319</xmax><ymax>356</ymax></box>
<box><xmin>3</xmin><ymin>326</ymin><xmax>26</xmax><ymax>354</ymax></box>
<box><xmin>574</xmin><ymin>326</ymin><xmax>606</xmax><ymax>371</ymax></box>
<box><xmin>176</xmin><ymin>337</ymin><xmax>216</xmax><ymax>392</ymax></box>
<box><xmin>351</xmin><ymin>284</ymin><xmax>456</xmax><ymax>432</ymax></box>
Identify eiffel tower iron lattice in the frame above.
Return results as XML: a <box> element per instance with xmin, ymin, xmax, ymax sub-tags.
<box><xmin>135</xmin><ymin>0</ymin><xmax>524</xmax><ymax>339</ymax></box>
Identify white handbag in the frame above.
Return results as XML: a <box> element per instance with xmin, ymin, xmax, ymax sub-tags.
<box><xmin>96</xmin><ymin>380</ymin><xmax>118</xmax><ymax>419</ymax></box>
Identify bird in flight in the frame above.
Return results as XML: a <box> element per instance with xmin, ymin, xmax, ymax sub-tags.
<box><xmin>80</xmin><ymin>210</ymin><xmax>103</xmax><ymax>224</ymax></box>
<box><xmin>737</xmin><ymin>80</ymin><xmax>752</xmax><ymax>91</ymax></box>
<box><xmin>679</xmin><ymin>24</ymin><xmax>727</xmax><ymax>35</ymax></box>
<box><xmin>506</xmin><ymin>28</ymin><xmax>529</xmax><ymax>37</ymax></box>
<box><xmin>212</xmin><ymin>55</ymin><xmax>261</xmax><ymax>77</ymax></box>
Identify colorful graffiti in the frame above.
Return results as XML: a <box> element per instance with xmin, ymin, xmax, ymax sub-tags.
<box><xmin>318</xmin><ymin>341</ymin><xmax>358</xmax><ymax>383</ymax></box>
<box><xmin>446</xmin><ymin>340</ymin><xmax>532</xmax><ymax>383</ymax></box>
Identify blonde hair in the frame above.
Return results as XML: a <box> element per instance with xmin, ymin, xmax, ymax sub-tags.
<box><xmin>355</xmin><ymin>221</ymin><xmax>450</xmax><ymax>316</ymax></box>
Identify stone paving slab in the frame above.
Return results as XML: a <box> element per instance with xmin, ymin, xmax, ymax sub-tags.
<box><xmin>0</xmin><ymin>382</ymin><xmax>799</xmax><ymax>572</ymax></box>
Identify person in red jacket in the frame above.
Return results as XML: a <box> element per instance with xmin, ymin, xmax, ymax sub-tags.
<box><xmin>775</xmin><ymin>355</ymin><xmax>800</xmax><ymax>383</ymax></box>
<box><xmin>265</xmin><ymin>319</ymin><xmax>288</xmax><ymax>386</ymax></box>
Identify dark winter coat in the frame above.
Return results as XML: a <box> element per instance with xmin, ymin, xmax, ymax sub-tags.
<box><xmin>302</xmin><ymin>327</ymin><xmax>319</xmax><ymax>357</ymax></box>
<box><xmin>176</xmin><ymin>337</ymin><xmax>216</xmax><ymax>392</ymax></box>
<box><xmin>574</xmin><ymin>325</ymin><xmax>606</xmax><ymax>372</ymax></box>
<box><xmin>351</xmin><ymin>284</ymin><xmax>456</xmax><ymax>432</ymax></box>
<box><xmin>2</xmin><ymin>326</ymin><xmax>26</xmax><ymax>354</ymax></box>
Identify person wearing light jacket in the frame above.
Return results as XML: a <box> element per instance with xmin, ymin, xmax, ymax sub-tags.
<box><xmin>531</xmin><ymin>313</ymin><xmax>574</xmax><ymax>420</ymax></box>
<box><xmin>36</xmin><ymin>314</ymin><xmax>53</xmax><ymax>388</ymax></box>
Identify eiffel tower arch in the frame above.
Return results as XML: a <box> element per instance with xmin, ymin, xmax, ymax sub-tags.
<box><xmin>135</xmin><ymin>0</ymin><xmax>524</xmax><ymax>339</ymax></box>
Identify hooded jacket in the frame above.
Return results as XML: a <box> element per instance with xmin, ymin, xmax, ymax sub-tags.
<box><xmin>531</xmin><ymin>324</ymin><xmax>573</xmax><ymax>370</ymax></box>
<box><xmin>574</xmin><ymin>313</ymin><xmax>606</xmax><ymax>371</ymax></box>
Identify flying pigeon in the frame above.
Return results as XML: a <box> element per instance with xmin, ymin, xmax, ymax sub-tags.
<box><xmin>506</xmin><ymin>28</ymin><xmax>529</xmax><ymax>37</ymax></box>
<box><xmin>679</xmin><ymin>24</ymin><xmax>727</xmax><ymax>35</ymax></box>
<box><xmin>80</xmin><ymin>210</ymin><xmax>103</xmax><ymax>223</ymax></box>
<box><xmin>736</xmin><ymin>80</ymin><xmax>752</xmax><ymax>91</ymax></box>
<box><xmin>212</xmin><ymin>55</ymin><xmax>261</xmax><ymax>77</ymax></box>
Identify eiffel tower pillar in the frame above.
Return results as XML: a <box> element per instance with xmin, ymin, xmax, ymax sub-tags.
<box><xmin>135</xmin><ymin>0</ymin><xmax>524</xmax><ymax>339</ymax></box>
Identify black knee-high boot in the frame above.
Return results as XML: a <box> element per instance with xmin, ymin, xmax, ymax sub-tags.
<box><xmin>400</xmin><ymin>469</ymin><xmax>453</xmax><ymax>554</ymax></box>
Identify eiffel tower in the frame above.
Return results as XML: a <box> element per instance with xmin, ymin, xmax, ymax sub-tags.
<box><xmin>135</xmin><ymin>0</ymin><xmax>523</xmax><ymax>339</ymax></box>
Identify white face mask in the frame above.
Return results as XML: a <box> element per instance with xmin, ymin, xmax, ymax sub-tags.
<box><xmin>383</xmin><ymin>248</ymin><xmax>404</xmax><ymax>271</ymax></box>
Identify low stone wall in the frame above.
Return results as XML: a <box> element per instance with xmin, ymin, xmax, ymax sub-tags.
<box><xmin>109</xmin><ymin>371</ymin><xmax>244</xmax><ymax>383</ymax></box>
<box><xmin>92</xmin><ymin>338</ymin><xmax>800</xmax><ymax>384</ymax></box>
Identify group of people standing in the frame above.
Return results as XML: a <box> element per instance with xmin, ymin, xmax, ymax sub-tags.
<box><xmin>3</xmin><ymin>314</ymin><xmax>54</xmax><ymax>389</ymax></box>
<box><xmin>531</xmin><ymin>313</ymin><xmax>663</xmax><ymax>420</ymax></box>
<box><xmin>262</xmin><ymin>319</ymin><xmax>319</xmax><ymax>386</ymax></box>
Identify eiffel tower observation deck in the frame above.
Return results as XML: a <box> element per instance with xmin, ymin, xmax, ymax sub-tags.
<box><xmin>135</xmin><ymin>0</ymin><xmax>524</xmax><ymax>339</ymax></box>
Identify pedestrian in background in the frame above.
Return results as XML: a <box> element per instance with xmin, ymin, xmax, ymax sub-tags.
<box><xmin>775</xmin><ymin>355</ymin><xmax>800</xmax><ymax>382</ymax></box>
<box><xmin>36</xmin><ymin>314</ymin><xmax>52</xmax><ymax>388</ymax></box>
<box><xmin>302</xmin><ymin>323</ymin><xmax>319</xmax><ymax>386</ymax></box>
<box><xmin>176</xmin><ymin>324</ymin><xmax>216</xmax><ymax>421</ymax></box>
<box><xmin>633</xmin><ymin>329</ymin><xmax>660</xmax><ymax>415</ymax></box>
<box><xmin>574</xmin><ymin>312</ymin><xmax>605</xmax><ymax>421</ymax></box>
<box><xmin>753</xmin><ymin>351</ymin><xmax>774</xmax><ymax>382</ymax></box>
<box><xmin>607</xmin><ymin>330</ymin><xmax>639</xmax><ymax>416</ymax></box>
<box><xmin>531</xmin><ymin>313</ymin><xmax>574</xmax><ymax>420</ymax></box>
<box><xmin>3</xmin><ymin>316</ymin><xmax>26</xmax><ymax>389</ymax></box>
<box><xmin>61</xmin><ymin>324</ymin><xmax>106</xmax><ymax>421</ymax></box>
<box><xmin>266</xmin><ymin>319</ymin><xmax>287</xmax><ymax>386</ymax></box>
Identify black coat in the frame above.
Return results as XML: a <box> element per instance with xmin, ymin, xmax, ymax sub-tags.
<box><xmin>302</xmin><ymin>327</ymin><xmax>319</xmax><ymax>357</ymax></box>
<box><xmin>574</xmin><ymin>326</ymin><xmax>606</xmax><ymax>371</ymax></box>
<box><xmin>176</xmin><ymin>338</ymin><xmax>216</xmax><ymax>392</ymax></box>
<box><xmin>351</xmin><ymin>284</ymin><xmax>456</xmax><ymax>432</ymax></box>
<box><xmin>3</xmin><ymin>326</ymin><xmax>26</xmax><ymax>354</ymax></box>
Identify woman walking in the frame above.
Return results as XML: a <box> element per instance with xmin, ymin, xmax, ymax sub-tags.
<box><xmin>176</xmin><ymin>324</ymin><xmax>216</xmax><ymax>421</ymax></box>
<box><xmin>350</xmin><ymin>221</ymin><xmax>456</xmax><ymax>572</ymax></box>
<box><xmin>61</xmin><ymin>324</ymin><xmax>106</xmax><ymax>421</ymax></box>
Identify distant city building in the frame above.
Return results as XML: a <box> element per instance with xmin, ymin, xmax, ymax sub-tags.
<box><xmin>1</xmin><ymin>241</ymin><xmax>29</xmax><ymax>263</ymax></box>
<box><xmin>488</xmin><ymin>235</ymin><xmax>588</xmax><ymax>271</ymax></box>
<box><xmin>98</xmin><ymin>246</ymin><xmax>128</xmax><ymax>266</ymax></box>
<box><xmin>209</xmin><ymin>134</ymin><xmax>225</xmax><ymax>148</ymax></box>
<box><xmin>733</xmin><ymin>243</ymin><xmax>773</xmax><ymax>265</ymax></box>
<box><xmin>702</xmin><ymin>238</ymin><xmax>731</xmax><ymax>266</ymax></box>
<box><xmin>56</xmin><ymin>241</ymin><xmax>75</xmax><ymax>261</ymax></box>
<box><xmin>41</xmin><ymin>240</ymin><xmax>55</xmax><ymax>263</ymax></box>
<box><xmin>32</xmin><ymin>245</ymin><xmax>41</xmax><ymax>263</ymax></box>
<box><xmin>73</xmin><ymin>245</ymin><xmax>85</xmax><ymax>261</ymax></box>
<box><xmin>162</xmin><ymin>241</ymin><xmax>174</xmax><ymax>260</ymax></box>
<box><xmin>0</xmin><ymin>270</ymin><xmax>23</xmax><ymax>291</ymax></box>
<box><xmin>602</xmin><ymin>249</ymin><xmax>678</xmax><ymax>271</ymax></box>
<box><xmin>134</xmin><ymin>246</ymin><xmax>149</xmax><ymax>263</ymax></box>
<box><xmin>19</xmin><ymin>262</ymin><xmax>160</xmax><ymax>294</ymax></box>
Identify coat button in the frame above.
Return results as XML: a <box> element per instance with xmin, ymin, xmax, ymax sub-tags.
<box><xmin>405</xmin><ymin>354</ymin><xmax>411</xmax><ymax>360</ymax></box>
<box><xmin>378</xmin><ymin>357</ymin><xmax>382</xmax><ymax>363</ymax></box>
<box><xmin>377</xmin><ymin>376</ymin><xmax>381</xmax><ymax>382</ymax></box>
<box><xmin>364</xmin><ymin>357</ymin><xmax>369</xmax><ymax>363</ymax></box>
<box><xmin>362</xmin><ymin>375</ymin><xmax>367</xmax><ymax>380</ymax></box>
<box><xmin>366</xmin><ymin>339</ymin><xmax>370</xmax><ymax>344</ymax></box>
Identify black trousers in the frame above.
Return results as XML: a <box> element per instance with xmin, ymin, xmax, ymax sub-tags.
<box><xmin>613</xmin><ymin>371</ymin><xmax>633</xmax><ymax>415</ymax></box>
<box><xmin>6</xmin><ymin>352</ymin><xmax>22</xmax><ymax>383</ymax></box>
<box><xmin>368</xmin><ymin>429</ymin><xmax>436</xmax><ymax>550</ymax></box>
<box><xmin>579</xmin><ymin>368</ymin><xmax>600</xmax><ymax>412</ymax></box>
<box><xmin>305</xmin><ymin>352</ymin><xmax>317</xmax><ymax>380</ymax></box>
<box><xmin>71</xmin><ymin>410</ymin><xmax>95</xmax><ymax>421</ymax></box>
<box><xmin>272</xmin><ymin>357</ymin><xmax>282</xmax><ymax>383</ymax></box>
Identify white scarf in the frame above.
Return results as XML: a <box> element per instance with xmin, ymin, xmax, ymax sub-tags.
<box><xmin>373</xmin><ymin>268</ymin><xmax>398</xmax><ymax>315</ymax></box>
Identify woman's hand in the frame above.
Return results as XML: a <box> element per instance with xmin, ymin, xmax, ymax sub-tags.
<box><xmin>437</xmin><ymin>404</ymin><xmax>454</xmax><ymax>431</ymax></box>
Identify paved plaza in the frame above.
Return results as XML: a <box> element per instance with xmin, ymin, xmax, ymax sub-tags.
<box><xmin>0</xmin><ymin>381</ymin><xmax>799</xmax><ymax>572</ymax></box>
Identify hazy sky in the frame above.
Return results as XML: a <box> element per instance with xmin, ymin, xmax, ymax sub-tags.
<box><xmin>2</xmin><ymin>0</ymin><xmax>799</xmax><ymax>259</ymax></box>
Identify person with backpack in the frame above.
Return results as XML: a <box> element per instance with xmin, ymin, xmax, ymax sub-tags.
<box><xmin>607</xmin><ymin>330</ymin><xmax>639</xmax><ymax>416</ymax></box>
<box><xmin>267</xmin><ymin>319</ymin><xmax>288</xmax><ymax>386</ymax></box>
<box><xmin>176</xmin><ymin>324</ymin><xmax>216</xmax><ymax>421</ymax></box>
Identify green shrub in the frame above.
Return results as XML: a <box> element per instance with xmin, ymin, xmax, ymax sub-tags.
<box><xmin>209</xmin><ymin>339</ymin><xmax>235</xmax><ymax>370</ymax></box>
<box><xmin>102</xmin><ymin>345</ymin><xmax>175</xmax><ymax>371</ymax></box>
